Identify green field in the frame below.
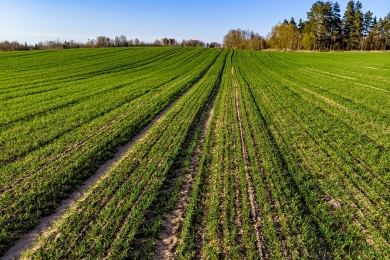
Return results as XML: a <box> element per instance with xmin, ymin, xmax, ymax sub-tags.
<box><xmin>1</xmin><ymin>48</ymin><xmax>390</xmax><ymax>259</ymax></box>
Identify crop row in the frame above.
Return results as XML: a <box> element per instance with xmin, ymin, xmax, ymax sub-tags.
<box><xmin>1</xmin><ymin>48</ymin><xmax>206</xmax><ymax>167</ymax></box>
<box><xmin>0</xmin><ymin>48</ymin><xmax>174</xmax><ymax>92</ymax></box>
<box><xmin>178</xmin><ymin>51</ymin><xmax>323</xmax><ymax>259</ymax></box>
<box><xmin>2</xmin><ymin>48</ymin><xmax>389</xmax><ymax>259</ymax></box>
<box><xmin>236</xmin><ymin>51</ymin><xmax>390</xmax><ymax>258</ymax></box>
<box><xmin>176</xmin><ymin>50</ymin><xmax>389</xmax><ymax>259</ymax></box>
<box><xmin>23</xmin><ymin>49</ymin><xmax>229</xmax><ymax>259</ymax></box>
<box><xmin>0</xmin><ymin>47</ymin><xmax>222</xmax><ymax>254</ymax></box>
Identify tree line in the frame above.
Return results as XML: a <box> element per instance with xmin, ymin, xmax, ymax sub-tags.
<box><xmin>0</xmin><ymin>36</ymin><xmax>221</xmax><ymax>51</ymax></box>
<box><xmin>224</xmin><ymin>0</ymin><xmax>390</xmax><ymax>51</ymax></box>
<box><xmin>2</xmin><ymin>0</ymin><xmax>388</xmax><ymax>52</ymax></box>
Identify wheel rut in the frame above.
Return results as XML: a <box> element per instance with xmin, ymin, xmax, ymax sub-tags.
<box><xmin>232</xmin><ymin>67</ymin><xmax>268</xmax><ymax>259</ymax></box>
<box><xmin>152</xmin><ymin>80</ymin><xmax>220</xmax><ymax>260</ymax></box>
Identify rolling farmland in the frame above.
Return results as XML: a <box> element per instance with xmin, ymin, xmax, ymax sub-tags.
<box><xmin>1</xmin><ymin>48</ymin><xmax>390</xmax><ymax>259</ymax></box>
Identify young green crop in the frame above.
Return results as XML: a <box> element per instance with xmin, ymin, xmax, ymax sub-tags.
<box><xmin>234</xmin><ymin>50</ymin><xmax>390</xmax><ymax>258</ymax></box>
<box><xmin>23</xmin><ymin>49</ymin><xmax>228</xmax><ymax>259</ymax></box>
<box><xmin>1</xmin><ymin>48</ymin><xmax>390</xmax><ymax>259</ymax></box>
<box><xmin>0</xmin><ymin>47</ymin><xmax>222</xmax><ymax>254</ymax></box>
<box><xmin>177</xmin><ymin>50</ymin><xmax>390</xmax><ymax>259</ymax></box>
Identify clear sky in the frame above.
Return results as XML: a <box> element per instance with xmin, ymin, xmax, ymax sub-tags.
<box><xmin>1</xmin><ymin>0</ymin><xmax>389</xmax><ymax>45</ymax></box>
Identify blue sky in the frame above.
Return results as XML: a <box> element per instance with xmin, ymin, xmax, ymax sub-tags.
<box><xmin>1</xmin><ymin>0</ymin><xmax>389</xmax><ymax>44</ymax></box>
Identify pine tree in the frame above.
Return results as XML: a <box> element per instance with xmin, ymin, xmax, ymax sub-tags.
<box><xmin>298</xmin><ymin>18</ymin><xmax>305</xmax><ymax>33</ymax></box>
<box><xmin>331</xmin><ymin>2</ymin><xmax>343</xmax><ymax>49</ymax></box>
<box><xmin>297</xmin><ymin>18</ymin><xmax>305</xmax><ymax>50</ymax></box>
<box><xmin>363</xmin><ymin>11</ymin><xmax>374</xmax><ymax>35</ymax></box>
<box><xmin>352</xmin><ymin>1</ymin><xmax>364</xmax><ymax>49</ymax></box>
<box><xmin>381</xmin><ymin>14</ymin><xmax>390</xmax><ymax>50</ymax></box>
<box><xmin>290</xmin><ymin>17</ymin><xmax>297</xmax><ymax>27</ymax></box>
<box><xmin>306</xmin><ymin>1</ymin><xmax>331</xmax><ymax>50</ymax></box>
<box><xmin>370</xmin><ymin>18</ymin><xmax>381</xmax><ymax>50</ymax></box>
<box><xmin>323</xmin><ymin>1</ymin><xmax>333</xmax><ymax>49</ymax></box>
<box><xmin>343</xmin><ymin>0</ymin><xmax>355</xmax><ymax>49</ymax></box>
<box><xmin>377</xmin><ymin>18</ymin><xmax>385</xmax><ymax>49</ymax></box>
<box><xmin>362</xmin><ymin>11</ymin><xmax>374</xmax><ymax>49</ymax></box>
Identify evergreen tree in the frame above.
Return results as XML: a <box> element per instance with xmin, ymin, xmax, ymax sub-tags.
<box><xmin>323</xmin><ymin>1</ymin><xmax>334</xmax><ymax>49</ymax></box>
<box><xmin>290</xmin><ymin>17</ymin><xmax>297</xmax><ymax>27</ymax></box>
<box><xmin>377</xmin><ymin>18</ymin><xmax>385</xmax><ymax>49</ymax></box>
<box><xmin>363</xmin><ymin>11</ymin><xmax>374</xmax><ymax>35</ymax></box>
<box><xmin>352</xmin><ymin>1</ymin><xmax>364</xmax><ymax>49</ymax></box>
<box><xmin>331</xmin><ymin>2</ymin><xmax>343</xmax><ymax>49</ymax></box>
<box><xmin>343</xmin><ymin>0</ymin><xmax>355</xmax><ymax>49</ymax></box>
<box><xmin>381</xmin><ymin>14</ymin><xmax>390</xmax><ymax>49</ymax></box>
<box><xmin>362</xmin><ymin>11</ymin><xmax>373</xmax><ymax>49</ymax></box>
<box><xmin>298</xmin><ymin>18</ymin><xmax>305</xmax><ymax>32</ymax></box>
<box><xmin>263</xmin><ymin>0</ymin><xmax>385</xmax><ymax>51</ymax></box>
<box><xmin>297</xmin><ymin>18</ymin><xmax>305</xmax><ymax>50</ymax></box>
<box><xmin>306</xmin><ymin>1</ymin><xmax>333</xmax><ymax>50</ymax></box>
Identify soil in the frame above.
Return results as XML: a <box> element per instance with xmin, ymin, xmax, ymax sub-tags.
<box><xmin>152</xmin><ymin>83</ymin><xmax>219</xmax><ymax>260</ymax></box>
<box><xmin>232</xmin><ymin>67</ymin><xmax>268</xmax><ymax>259</ymax></box>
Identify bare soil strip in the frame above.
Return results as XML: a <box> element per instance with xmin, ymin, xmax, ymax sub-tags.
<box><xmin>103</xmin><ymin>122</ymin><xmax>188</xmax><ymax>260</ymax></box>
<box><xmin>231</xmin><ymin>92</ymin><xmax>245</xmax><ymax>251</ymax></box>
<box><xmin>152</xmin><ymin>83</ymin><xmax>220</xmax><ymax>260</ymax></box>
<box><xmin>2</xmin><ymin>75</ymin><xmax>201</xmax><ymax>260</ymax></box>
<box><xmin>239</xmin><ymin>83</ymin><xmax>290</xmax><ymax>258</ymax></box>
<box><xmin>194</xmin><ymin>138</ymin><xmax>215</xmax><ymax>259</ymax></box>
<box><xmin>232</xmin><ymin>67</ymin><xmax>268</xmax><ymax>259</ymax></box>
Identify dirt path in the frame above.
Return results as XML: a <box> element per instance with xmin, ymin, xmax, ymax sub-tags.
<box><xmin>152</xmin><ymin>83</ymin><xmax>220</xmax><ymax>260</ymax></box>
<box><xmin>232</xmin><ymin>67</ymin><xmax>268</xmax><ymax>259</ymax></box>
<box><xmin>2</xmin><ymin>77</ymin><xmax>199</xmax><ymax>260</ymax></box>
<box><xmin>230</xmin><ymin>75</ymin><xmax>244</xmax><ymax>250</ymax></box>
<box><xmin>240</xmin><ymin>81</ymin><xmax>291</xmax><ymax>258</ymax></box>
